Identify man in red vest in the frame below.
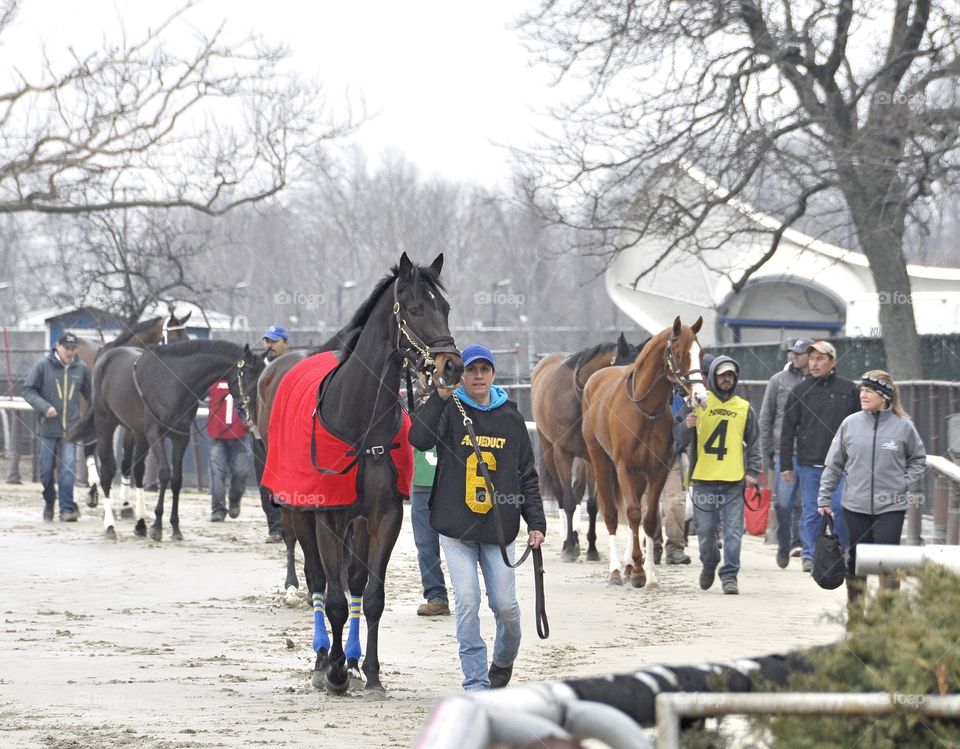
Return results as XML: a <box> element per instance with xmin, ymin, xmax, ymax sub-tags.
<box><xmin>207</xmin><ymin>379</ymin><xmax>252</xmax><ymax>521</ymax></box>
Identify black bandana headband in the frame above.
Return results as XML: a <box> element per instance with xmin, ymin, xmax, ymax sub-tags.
<box><xmin>861</xmin><ymin>375</ymin><xmax>893</xmax><ymax>402</ymax></box>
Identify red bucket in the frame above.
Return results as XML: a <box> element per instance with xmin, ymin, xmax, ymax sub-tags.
<box><xmin>744</xmin><ymin>483</ymin><xmax>772</xmax><ymax>537</ymax></box>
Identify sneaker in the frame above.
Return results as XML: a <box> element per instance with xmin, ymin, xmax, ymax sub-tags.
<box><xmin>721</xmin><ymin>578</ymin><xmax>739</xmax><ymax>595</ymax></box>
<box><xmin>488</xmin><ymin>662</ymin><xmax>513</xmax><ymax>689</ymax></box>
<box><xmin>43</xmin><ymin>503</ymin><xmax>54</xmax><ymax>522</ymax></box>
<box><xmin>210</xmin><ymin>511</ymin><xmax>227</xmax><ymax>523</ymax></box>
<box><xmin>60</xmin><ymin>509</ymin><xmax>79</xmax><ymax>522</ymax></box>
<box><xmin>699</xmin><ymin>567</ymin><xmax>716</xmax><ymax>590</ymax></box>
<box><xmin>665</xmin><ymin>550</ymin><xmax>691</xmax><ymax>565</ymax></box>
<box><xmin>266</xmin><ymin>531</ymin><xmax>283</xmax><ymax>544</ymax></box>
<box><xmin>417</xmin><ymin>600</ymin><xmax>450</xmax><ymax>617</ymax></box>
<box><xmin>776</xmin><ymin>548</ymin><xmax>790</xmax><ymax>569</ymax></box>
<box><xmin>801</xmin><ymin>557</ymin><xmax>813</xmax><ymax>573</ymax></box>
<box><xmin>228</xmin><ymin>501</ymin><xmax>241</xmax><ymax>519</ymax></box>
<box><xmin>790</xmin><ymin>546</ymin><xmax>802</xmax><ymax>558</ymax></box>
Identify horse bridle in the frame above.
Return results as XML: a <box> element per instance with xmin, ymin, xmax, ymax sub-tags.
<box><xmin>160</xmin><ymin>315</ymin><xmax>187</xmax><ymax>345</ymax></box>
<box><xmin>392</xmin><ymin>279</ymin><xmax>460</xmax><ymax>389</ymax></box>
<box><xmin>626</xmin><ymin>331</ymin><xmax>703</xmax><ymax>418</ymax></box>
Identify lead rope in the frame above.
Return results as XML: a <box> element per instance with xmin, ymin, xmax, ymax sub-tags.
<box><xmin>451</xmin><ymin>392</ymin><xmax>549</xmax><ymax>640</ymax></box>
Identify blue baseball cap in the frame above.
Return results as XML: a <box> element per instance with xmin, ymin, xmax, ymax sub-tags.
<box><xmin>462</xmin><ymin>344</ymin><xmax>495</xmax><ymax>368</ymax></box>
<box><xmin>263</xmin><ymin>325</ymin><xmax>288</xmax><ymax>342</ymax></box>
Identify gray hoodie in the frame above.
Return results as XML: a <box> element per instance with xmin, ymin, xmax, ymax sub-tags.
<box><xmin>817</xmin><ymin>408</ymin><xmax>926</xmax><ymax>515</ymax></box>
<box><xmin>22</xmin><ymin>351</ymin><xmax>91</xmax><ymax>438</ymax></box>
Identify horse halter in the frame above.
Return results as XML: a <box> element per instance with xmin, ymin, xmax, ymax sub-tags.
<box><xmin>391</xmin><ymin>278</ymin><xmax>460</xmax><ymax>388</ymax></box>
<box><xmin>664</xmin><ymin>331</ymin><xmax>703</xmax><ymax>399</ymax></box>
<box><xmin>161</xmin><ymin>315</ymin><xmax>187</xmax><ymax>345</ymax></box>
<box><xmin>232</xmin><ymin>356</ymin><xmax>255</xmax><ymax>427</ymax></box>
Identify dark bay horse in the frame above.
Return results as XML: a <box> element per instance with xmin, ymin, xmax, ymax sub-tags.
<box><xmin>259</xmin><ymin>253</ymin><xmax>462</xmax><ymax>700</ymax></box>
<box><xmin>581</xmin><ymin>317</ymin><xmax>706</xmax><ymax>588</ymax></box>
<box><xmin>77</xmin><ymin>312</ymin><xmax>192</xmax><ymax>510</ymax></box>
<box><xmin>531</xmin><ymin>334</ymin><xmax>644</xmax><ymax>562</ymax></box>
<box><xmin>69</xmin><ymin>340</ymin><xmax>263</xmax><ymax>541</ymax></box>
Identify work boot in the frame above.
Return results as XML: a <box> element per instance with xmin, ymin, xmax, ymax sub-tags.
<box><xmin>721</xmin><ymin>577</ymin><xmax>739</xmax><ymax>595</ymax></box>
<box><xmin>699</xmin><ymin>566</ymin><xmax>716</xmax><ymax>591</ymax></box>
<box><xmin>488</xmin><ymin>662</ymin><xmax>513</xmax><ymax>689</ymax></box>
<box><xmin>60</xmin><ymin>509</ymin><xmax>79</xmax><ymax>522</ymax></box>
<box><xmin>801</xmin><ymin>557</ymin><xmax>813</xmax><ymax>573</ymax></box>
<box><xmin>43</xmin><ymin>502</ymin><xmax>54</xmax><ymax>522</ymax></box>
<box><xmin>776</xmin><ymin>548</ymin><xmax>790</xmax><ymax>569</ymax></box>
<box><xmin>416</xmin><ymin>600</ymin><xmax>450</xmax><ymax>616</ymax></box>
<box><xmin>665</xmin><ymin>549</ymin><xmax>691</xmax><ymax>565</ymax></box>
<box><xmin>228</xmin><ymin>500</ymin><xmax>241</xmax><ymax>519</ymax></box>
<box><xmin>845</xmin><ymin>574</ymin><xmax>866</xmax><ymax>627</ymax></box>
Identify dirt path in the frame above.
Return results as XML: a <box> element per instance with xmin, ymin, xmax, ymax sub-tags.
<box><xmin>0</xmin><ymin>482</ymin><xmax>845</xmax><ymax>748</ymax></box>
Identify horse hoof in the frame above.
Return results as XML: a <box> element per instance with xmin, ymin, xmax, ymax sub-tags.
<box><xmin>608</xmin><ymin>570</ymin><xmax>623</xmax><ymax>586</ymax></box>
<box><xmin>347</xmin><ymin>666</ymin><xmax>364</xmax><ymax>691</ymax></box>
<box><xmin>586</xmin><ymin>548</ymin><xmax>601</xmax><ymax>562</ymax></box>
<box><xmin>134</xmin><ymin>519</ymin><xmax>146</xmax><ymax>537</ymax></box>
<box><xmin>87</xmin><ymin>485</ymin><xmax>99</xmax><ymax>508</ymax></box>
<box><xmin>630</xmin><ymin>572</ymin><xmax>647</xmax><ymax>588</ymax></box>
<box><xmin>624</xmin><ymin>564</ymin><xmax>633</xmax><ymax>577</ymax></box>
<box><xmin>560</xmin><ymin>544</ymin><xmax>580</xmax><ymax>563</ymax></box>
<box><xmin>311</xmin><ymin>670</ymin><xmax>325</xmax><ymax>690</ymax></box>
<box><xmin>120</xmin><ymin>506</ymin><xmax>135</xmax><ymax>520</ymax></box>
<box><xmin>363</xmin><ymin>687</ymin><xmax>387</xmax><ymax>702</ymax></box>
<box><xmin>148</xmin><ymin>526</ymin><xmax>162</xmax><ymax>542</ymax></box>
<box><xmin>324</xmin><ymin>672</ymin><xmax>349</xmax><ymax>695</ymax></box>
<box><xmin>283</xmin><ymin>586</ymin><xmax>300</xmax><ymax>607</ymax></box>
<box><xmin>171</xmin><ymin>529</ymin><xmax>183</xmax><ymax>542</ymax></box>
<box><xmin>646</xmin><ymin>578</ymin><xmax>660</xmax><ymax>590</ymax></box>
<box><xmin>104</xmin><ymin>526</ymin><xmax>117</xmax><ymax>541</ymax></box>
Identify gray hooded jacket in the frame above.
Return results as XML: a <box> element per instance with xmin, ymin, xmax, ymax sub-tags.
<box><xmin>817</xmin><ymin>408</ymin><xmax>926</xmax><ymax>515</ymax></box>
<box><xmin>22</xmin><ymin>351</ymin><xmax>91</xmax><ymax>438</ymax></box>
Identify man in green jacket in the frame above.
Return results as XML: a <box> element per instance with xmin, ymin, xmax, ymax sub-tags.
<box><xmin>412</xmin><ymin>447</ymin><xmax>449</xmax><ymax>615</ymax></box>
<box><xmin>23</xmin><ymin>332</ymin><xmax>91</xmax><ymax>522</ymax></box>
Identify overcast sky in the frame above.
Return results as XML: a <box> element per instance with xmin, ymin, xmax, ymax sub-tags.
<box><xmin>12</xmin><ymin>0</ymin><xmax>561</xmax><ymax>188</ymax></box>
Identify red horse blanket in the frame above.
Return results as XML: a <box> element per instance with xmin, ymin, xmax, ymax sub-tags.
<box><xmin>262</xmin><ymin>352</ymin><xmax>413</xmax><ymax>509</ymax></box>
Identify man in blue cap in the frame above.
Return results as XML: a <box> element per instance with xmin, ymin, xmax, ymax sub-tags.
<box><xmin>410</xmin><ymin>343</ymin><xmax>546</xmax><ymax>691</ymax></box>
<box><xmin>254</xmin><ymin>324</ymin><xmax>289</xmax><ymax>542</ymax></box>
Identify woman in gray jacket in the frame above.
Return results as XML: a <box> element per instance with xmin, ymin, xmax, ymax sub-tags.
<box><xmin>817</xmin><ymin>370</ymin><xmax>926</xmax><ymax>617</ymax></box>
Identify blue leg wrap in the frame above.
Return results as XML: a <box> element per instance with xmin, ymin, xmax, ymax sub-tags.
<box><xmin>345</xmin><ymin>595</ymin><xmax>362</xmax><ymax>662</ymax></box>
<box><xmin>312</xmin><ymin>592</ymin><xmax>330</xmax><ymax>653</ymax></box>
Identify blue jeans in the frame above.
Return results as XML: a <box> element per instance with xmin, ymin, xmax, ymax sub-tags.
<box><xmin>39</xmin><ymin>436</ymin><xmax>77</xmax><ymax>514</ymax></box>
<box><xmin>440</xmin><ymin>535</ymin><xmax>521</xmax><ymax>691</ymax></box>
<box><xmin>774</xmin><ymin>455</ymin><xmax>802</xmax><ymax>552</ymax></box>
<box><xmin>692</xmin><ymin>482</ymin><xmax>744</xmax><ymax>581</ymax></box>
<box><xmin>412</xmin><ymin>488</ymin><xmax>447</xmax><ymax>604</ymax></box>
<box><xmin>209</xmin><ymin>437</ymin><xmax>252</xmax><ymax>513</ymax></box>
<box><xmin>798</xmin><ymin>465</ymin><xmax>847</xmax><ymax>559</ymax></box>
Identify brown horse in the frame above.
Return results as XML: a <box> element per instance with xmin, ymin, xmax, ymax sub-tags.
<box><xmin>531</xmin><ymin>333</ymin><xmax>645</xmax><ymax>562</ymax></box>
<box><xmin>581</xmin><ymin>316</ymin><xmax>706</xmax><ymax>588</ymax></box>
<box><xmin>77</xmin><ymin>312</ymin><xmax>192</xmax><ymax>509</ymax></box>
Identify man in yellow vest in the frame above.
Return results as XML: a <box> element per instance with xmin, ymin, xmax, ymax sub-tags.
<box><xmin>676</xmin><ymin>355</ymin><xmax>762</xmax><ymax>595</ymax></box>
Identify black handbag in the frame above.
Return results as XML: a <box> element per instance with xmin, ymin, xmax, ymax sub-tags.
<box><xmin>813</xmin><ymin>513</ymin><xmax>845</xmax><ymax>590</ymax></box>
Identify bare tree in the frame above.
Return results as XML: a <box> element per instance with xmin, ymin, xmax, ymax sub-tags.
<box><xmin>521</xmin><ymin>0</ymin><xmax>960</xmax><ymax>377</ymax></box>
<box><xmin>0</xmin><ymin>0</ymin><xmax>357</xmax><ymax>217</ymax></box>
<box><xmin>30</xmin><ymin>209</ymin><xmax>217</xmax><ymax>327</ymax></box>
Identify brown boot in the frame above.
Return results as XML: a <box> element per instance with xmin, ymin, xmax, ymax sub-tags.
<box><xmin>845</xmin><ymin>575</ymin><xmax>866</xmax><ymax>627</ymax></box>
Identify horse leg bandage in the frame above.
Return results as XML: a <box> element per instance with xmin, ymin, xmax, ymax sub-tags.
<box><xmin>86</xmin><ymin>456</ymin><xmax>100</xmax><ymax>487</ymax></box>
<box><xmin>312</xmin><ymin>592</ymin><xmax>330</xmax><ymax>653</ymax></box>
<box><xmin>345</xmin><ymin>595</ymin><xmax>362</xmax><ymax>662</ymax></box>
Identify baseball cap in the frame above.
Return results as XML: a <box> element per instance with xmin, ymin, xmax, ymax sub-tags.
<box><xmin>790</xmin><ymin>338</ymin><xmax>815</xmax><ymax>354</ymax></box>
<box><xmin>263</xmin><ymin>325</ymin><xmax>288</xmax><ymax>342</ymax></box>
<box><xmin>57</xmin><ymin>332</ymin><xmax>79</xmax><ymax>348</ymax></box>
<box><xmin>715</xmin><ymin>360</ymin><xmax>738</xmax><ymax>376</ymax></box>
<box><xmin>807</xmin><ymin>340</ymin><xmax>837</xmax><ymax>358</ymax></box>
<box><xmin>462</xmin><ymin>344</ymin><xmax>495</xmax><ymax>368</ymax></box>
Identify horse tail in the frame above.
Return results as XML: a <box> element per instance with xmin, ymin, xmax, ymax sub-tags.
<box><xmin>67</xmin><ymin>406</ymin><xmax>98</xmax><ymax>446</ymax></box>
<box><xmin>535</xmin><ymin>434</ymin><xmax>564</xmax><ymax>503</ymax></box>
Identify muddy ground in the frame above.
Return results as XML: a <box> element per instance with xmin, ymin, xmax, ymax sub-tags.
<box><xmin>0</xmin><ymin>477</ymin><xmax>844</xmax><ymax>748</ymax></box>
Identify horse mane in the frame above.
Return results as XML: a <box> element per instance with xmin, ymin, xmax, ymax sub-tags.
<box><xmin>563</xmin><ymin>342</ymin><xmax>615</xmax><ymax>370</ymax></box>
<box><xmin>629</xmin><ymin>325</ymin><xmax>672</xmax><ymax>371</ymax></box>
<box><xmin>102</xmin><ymin>316</ymin><xmax>166</xmax><ymax>351</ymax></box>
<box><xmin>319</xmin><ymin>261</ymin><xmax>447</xmax><ymax>360</ymax></box>
<box><xmin>149</xmin><ymin>339</ymin><xmax>243</xmax><ymax>359</ymax></box>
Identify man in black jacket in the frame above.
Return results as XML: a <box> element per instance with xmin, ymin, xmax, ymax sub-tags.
<box><xmin>779</xmin><ymin>340</ymin><xmax>859</xmax><ymax>571</ymax></box>
<box><xmin>410</xmin><ymin>344</ymin><xmax>545</xmax><ymax>692</ymax></box>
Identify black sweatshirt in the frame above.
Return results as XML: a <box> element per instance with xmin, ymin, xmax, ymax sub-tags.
<box><xmin>409</xmin><ymin>392</ymin><xmax>546</xmax><ymax>545</ymax></box>
<box><xmin>779</xmin><ymin>370</ymin><xmax>860</xmax><ymax>467</ymax></box>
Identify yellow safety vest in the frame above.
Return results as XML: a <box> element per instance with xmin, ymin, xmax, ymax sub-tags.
<box><xmin>691</xmin><ymin>392</ymin><xmax>749</xmax><ymax>482</ymax></box>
